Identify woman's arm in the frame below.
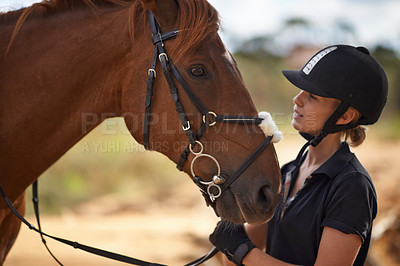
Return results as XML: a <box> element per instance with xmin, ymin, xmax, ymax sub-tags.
<box><xmin>242</xmin><ymin>226</ymin><xmax>361</xmax><ymax>266</ymax></box>
<box><xmin>315</xmin><ymin>226</ymin><xmax>362</xmax><ymax>266</ymax></box>
<box><xmin>245</xmin><ymin>223</ymin><xmax>268</xmax><ymax>251</ymax></box>
<box><xmin>243</xmin><ymin>248</ymin><xmax>298</xmax><ymax>266</ymax></box>
<box><xmin>213</xmin><ymin>222</ymin><xmax>361</xmax><ymax>265</ymax></box>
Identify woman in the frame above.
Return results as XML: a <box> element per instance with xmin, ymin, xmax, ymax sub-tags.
<box><xmin>209</xmin><ymin>45</ymin><xmax>388</xmax><ymax>266</ymax></box>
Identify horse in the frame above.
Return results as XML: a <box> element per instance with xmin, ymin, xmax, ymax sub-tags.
<box><xmin>0</xmin><ymin>0</ymin><xmax>281</xmax><ymax>263</ymax></box>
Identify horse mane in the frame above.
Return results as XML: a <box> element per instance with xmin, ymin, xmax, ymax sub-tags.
<box><xmin>0</xmin><ymin>0</ymin><xmax>132</xmax><ymax>23</ymax></box>
<box><xmin>2</xmin><ymin>0</ymin><xmax>220</xmax><ymax>59</ymax></box>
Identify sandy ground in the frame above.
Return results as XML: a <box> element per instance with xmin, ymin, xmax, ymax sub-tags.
<box><xmin>5</xmin><ymin>136</ymin><xmax>400</xmax><ymax>266</ymax></box>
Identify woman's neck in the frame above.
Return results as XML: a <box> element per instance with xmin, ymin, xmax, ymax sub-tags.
<box><xmin>305</xmin><ymin>133</ymin><xmax>342</xmax><ymax>168</ymax></box>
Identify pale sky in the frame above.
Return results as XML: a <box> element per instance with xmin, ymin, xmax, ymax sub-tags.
<box><xmin>2</xmin><ymin>0</ymin><xmax>400</xmax><ymax>53</ymax></box>
<box><xmin>209</xmin><ymin>0</ymin><xmax>400</xmax><ymax>53</ymax></box>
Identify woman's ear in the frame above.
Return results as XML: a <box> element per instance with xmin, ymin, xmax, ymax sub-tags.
<box><xmin>337</xmin><ymin>107</ymin><xmax>356</xmax><ymax>125</ymax></box>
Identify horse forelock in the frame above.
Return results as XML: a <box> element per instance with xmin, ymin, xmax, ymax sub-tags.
<box><xmin>172</xmin><ymin>0</ymin><xmax>220</xmax><ymax>61</ymax></box>
<box><xmin>130</xmin><ymin>0</ymin><xmax>221</xmax><ymax>62</ymax></box>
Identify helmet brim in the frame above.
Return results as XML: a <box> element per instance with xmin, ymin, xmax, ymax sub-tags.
<box><xmin>282</xmin><ymin>70</ymin><xmax>333</xmax><ymax>99</ymax></box>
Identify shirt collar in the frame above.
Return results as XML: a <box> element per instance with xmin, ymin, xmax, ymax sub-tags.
<box><xmin>312</xmin><ymin>142</ymin><xmax>354</xmax><ymax>179</ymax></box>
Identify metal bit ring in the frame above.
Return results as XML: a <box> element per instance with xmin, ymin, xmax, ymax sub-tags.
<box><xmin>207</xmin><ymin>183</ymin><xmax>222</xmax><ymax>201</ymax></box>
<box><xmin>190</xmin><ymin>153</ymin><xmax>221</xmax><ymax>178</ymax></box>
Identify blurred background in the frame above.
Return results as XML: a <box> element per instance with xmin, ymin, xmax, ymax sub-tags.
<box><xmin>2</xmin><ymin>0</ymin><xmax>400</xmax><ymax>265</ymax></box>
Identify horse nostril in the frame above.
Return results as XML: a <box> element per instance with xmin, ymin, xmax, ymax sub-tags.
<box><xmin>258</xmin><ymin>185</ymin><xmax>272</xmax><ymax>211</ymax></box>
<box><xmin>258</xmin><ymin>185</ymin><xmax>269</xmax><ymax>201</ymax></box>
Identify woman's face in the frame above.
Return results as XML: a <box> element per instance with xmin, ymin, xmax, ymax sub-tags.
<box><xmin>292</xmin><ymin>90</ymin><xmax>340</xmax><ymax>135</ymax></box>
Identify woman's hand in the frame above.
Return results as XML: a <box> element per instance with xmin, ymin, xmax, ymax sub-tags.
<box><xmin>209</xmin><ymin>220</ymin><xmax>255</xmax><ymax>265</ymax></box>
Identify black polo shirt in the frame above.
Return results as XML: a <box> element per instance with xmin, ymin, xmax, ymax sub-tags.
<box><xmin>266</xmin><ymin>142</ymin><xmax>377</xmax><ymax>266</ymax></box>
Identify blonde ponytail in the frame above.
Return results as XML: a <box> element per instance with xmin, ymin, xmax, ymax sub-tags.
<box><xmin>341</xmin><ymin>107</ymin><xmax>367</xmax><ymax>147</ymax></box>
<box><xmin>342</xmin><ymin>125</ymin><xmax>367</xmax><ymax>147</ymax></box>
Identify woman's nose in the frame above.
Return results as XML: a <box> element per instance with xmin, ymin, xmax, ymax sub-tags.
<box><xmin>293</xmin><ymin>91</ymin><xmax>304</xmax><ymax>106</ymax></box>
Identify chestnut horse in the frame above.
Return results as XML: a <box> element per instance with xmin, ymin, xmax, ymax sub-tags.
<box><xmin>0</xmin><ymin>0</ymin><xmax>281</xmax><ymax>263</ymax></box>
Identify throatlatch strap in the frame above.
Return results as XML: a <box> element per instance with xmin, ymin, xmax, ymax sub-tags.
<box><xmin>143</xmin><ymin>47</ymin><xmax>159</xmax><ymax>150</ymax></box>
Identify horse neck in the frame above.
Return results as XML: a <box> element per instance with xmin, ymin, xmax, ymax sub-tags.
<box><xmin>0</xmin><ymin>6</ymin><xmax>142</xmax><ymax>201</ymax></box>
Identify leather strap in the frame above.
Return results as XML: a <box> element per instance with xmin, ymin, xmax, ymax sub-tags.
<box><xmin>184</xmin><ymin>246</ymin><xmax>218</xmax><ymax>266</ymax></box>
<box><xmin>170</xmin><ymin>65</ymin><xmax>208</xmax><ymax>115</ymax></box>
<box><xmin>220</xmin><ymin>135</ymin><xmax>273</xmax><ymax>193</ymax></box>
<box><xmin>151</xmin><ymin>30</ymin><xmax>179</xmax><ymax>45</ymax></box>
<box><xmin>215</xmin><ymin>115</ymin><xmax>263</xmax><ymax>124</ymax></box>
<box><xmin>176</xmin><ymin>116</ymin><xmax>264</xmax><ymax>171</ymax></box>
<box><xmin>145</xmin><ymin>11</ymin><xmax>200</xmax><ymax>149</ymax></box>
<box><xmin>143</xmin><ymin>47</ymin><xmax>159</xmax><ymax>150</ymax></box>
<box><xmin>1</xmin><ymin>184</ymin><xmax>217</xmax><ymax>266</ymax></box>
<box><xmin>1</xmin><ymin>185</ymin><xmax>167</xmax><ymax>266</ymax></box>
<box><xmin>32</xmin><ymin>181</ymin><xmax>63</xmax><ymax>265</ymax></box>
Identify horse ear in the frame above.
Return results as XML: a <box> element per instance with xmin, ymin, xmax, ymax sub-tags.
<box><xmin>141</xmin><ymin>0</ymin><xmax>178</xmax><ymax>31</ymax></box>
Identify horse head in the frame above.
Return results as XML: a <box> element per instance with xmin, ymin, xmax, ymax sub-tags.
<box><xmin>123</xmin><ymin>0</ymin><xmax>281</xmax><ymax>224</ymax></box>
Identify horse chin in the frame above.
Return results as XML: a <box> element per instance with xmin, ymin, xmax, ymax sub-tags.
<box><xmin>215</xmin><ymin>191</ymin><xmax>246</xmax><ymax>224</ymax></box>
<box><xmin>216</xmin><ymin>187</ymin><xmax>278</xmax><ymax>225</ymax></box>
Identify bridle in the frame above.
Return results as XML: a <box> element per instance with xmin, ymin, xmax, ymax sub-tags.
<box><xmin>0</xmin><ymin>10</ymin><xmax>277</xmax><ymax>266</ymax></box>
<box><xmin>144</xmin><ymin>11</ymin><xmax>274</xmax><ymax>209</ymax></box>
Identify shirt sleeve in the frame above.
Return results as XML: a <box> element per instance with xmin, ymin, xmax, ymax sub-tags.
<box><xmin>321</xmin><ymin>172</ymin><xmax>377</xmax><ymax>243</ymax></box>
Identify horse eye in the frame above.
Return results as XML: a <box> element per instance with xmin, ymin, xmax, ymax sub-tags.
<box><xmin>190</xmin><ymin>67</ymin><xmax>206</xmax><ymax>77</ymax></box>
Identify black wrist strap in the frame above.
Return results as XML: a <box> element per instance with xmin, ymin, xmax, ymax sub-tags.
<box><xmin>226</xmin><ymin>241</ymin><xmax>256</xmax><ymax>266</ymax></box>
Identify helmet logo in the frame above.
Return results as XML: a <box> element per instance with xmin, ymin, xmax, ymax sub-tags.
<box><xmin>302</xmin><ymin>46</ymin><xmax>337</xmax><ymax>75</ymax></box>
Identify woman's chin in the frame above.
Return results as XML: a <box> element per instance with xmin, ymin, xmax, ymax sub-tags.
<box><xmin>291</xmin><ymin>120</ymin><xmax>302</xmax><ymax>132</ymax></box>
<box><xmin>291</xmin><ymin>121</ymin><xmax>320</xmax><ymax>136</ymax></box>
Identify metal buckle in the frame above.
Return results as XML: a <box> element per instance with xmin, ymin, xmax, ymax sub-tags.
<box><xmin>148</xmin><ymin>68</ymin><xmax>156</xmax><ymax>78</ymax></box>
<box><xmin>159</xmin><ymin>53</ymin><xmax>168</xmax><ymax>62</ymax></box>
<box><xmin>182</xmin><ymin>121</ymin><xmax>191</xmax><ymax>131</ymax></box>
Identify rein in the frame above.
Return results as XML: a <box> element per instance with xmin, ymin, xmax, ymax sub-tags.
<box><xmin>0</xmin><ymin>184</ymin><xmax>217</xmax><ymax>266</ymax></box>
<box><xmin>0</xmin><ymin>10</ymin><xmax>278</xmax><ymax>266</ymax></box>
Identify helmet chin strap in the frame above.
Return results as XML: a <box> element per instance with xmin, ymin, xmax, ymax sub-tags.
<box><xmin>296</xmin><ymin>101</ymin><xmax>358</xmax><ymax>166</ymax></box>
<box><xmin>299</xmin><ymin>101</ymin><xmax>355</xmax><ymax>146</ymax></box>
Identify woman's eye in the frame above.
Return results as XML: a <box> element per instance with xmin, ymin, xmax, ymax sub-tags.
<box><xmin>190</xmin><ymin>67</ymin><xmax>206</xmax><ymax>77</ymax></box>
<box><xmin>309</xmin><ymin>93</ymin><xmax>317</xmax><ymax>100</ymax></box>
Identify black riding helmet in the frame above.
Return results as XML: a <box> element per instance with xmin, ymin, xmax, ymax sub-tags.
<box><xmin>282</xmin><ymin>44</ymin><xmax>388</xmax><ymax>146</ymax></box>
